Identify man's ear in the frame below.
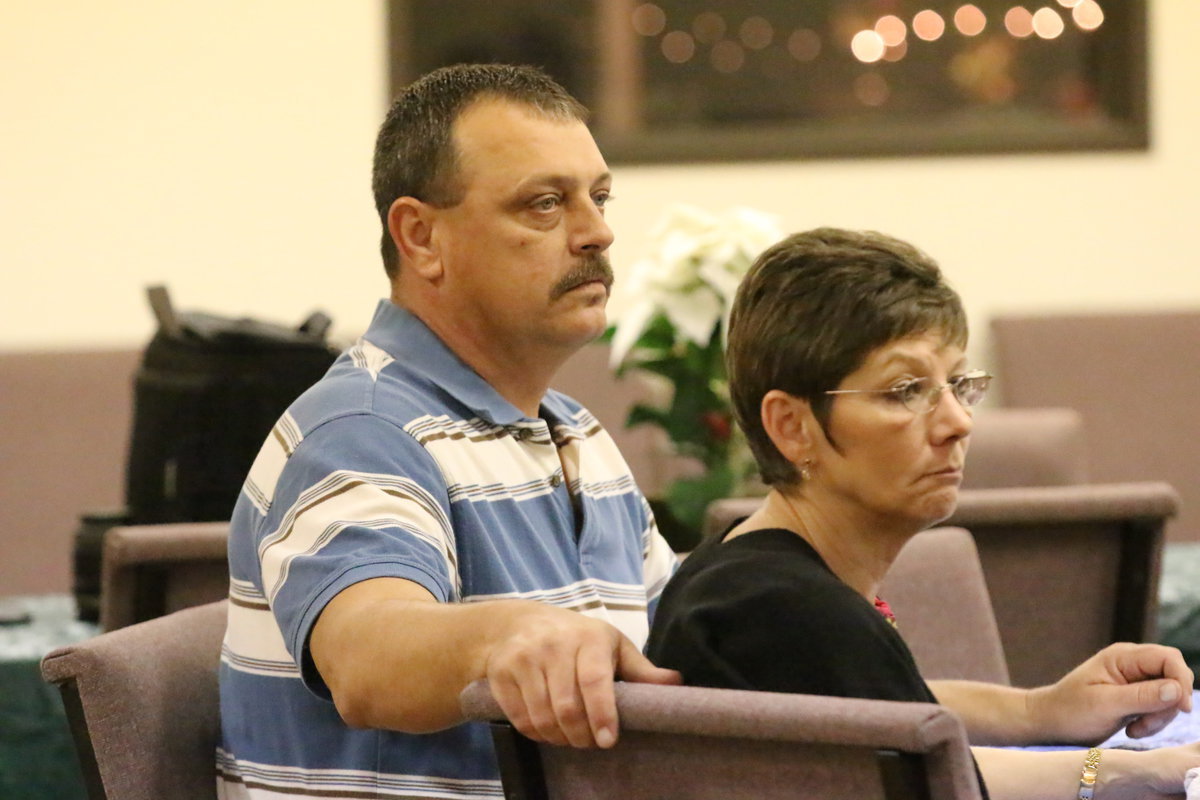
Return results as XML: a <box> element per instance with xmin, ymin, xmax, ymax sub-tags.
<box><xmin>761</xmin><ymin>390</ymin><xmax>815</xmax><ymax>465</ymax></box>
<box><xmin>387</xmin><ymin>197</ymin><xmax>442</xmax><ymax>282</ymax></box>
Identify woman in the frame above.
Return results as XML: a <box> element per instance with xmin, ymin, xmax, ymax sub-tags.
<box><xmin>646</xmin><ymin>228</ymin><xmax>1199</xmax><ymax>800</ymax></box>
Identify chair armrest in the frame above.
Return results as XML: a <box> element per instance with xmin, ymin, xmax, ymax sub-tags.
<box><xmin>100</xmin><ymin>522</ymin><xmax>230</xmax><ymax>631</ymax></box>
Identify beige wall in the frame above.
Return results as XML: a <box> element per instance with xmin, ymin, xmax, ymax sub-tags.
<box><xmin>3</xmin><ymin>1</ymin><xmax>1198</xmax><ymax>370</ymax></box>
<box><xmin>1</xmin><ymin>1</ymin><xmax>388</xmax><ymax>349</ymax></box>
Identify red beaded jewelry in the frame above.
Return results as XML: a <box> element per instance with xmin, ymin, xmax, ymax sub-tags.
<box><xmin>874</xmin><ymin>596</ymin><xmax>897</xmax><ymax>627</ymax></box>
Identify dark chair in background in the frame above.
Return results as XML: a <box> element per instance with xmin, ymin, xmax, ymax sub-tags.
<box><xmin>992</xmin><ymin>310</ymin><xmax>1200</xmax><ymax>543</ymax></box>
<box><xmin>99</xmin><ymin>522</ymin><xmax>229</xmax><ymax>631</ymax></box>
<box><xmin>40</xmin><ymin>600</ymin><xmax>226</xmax><ymax>800</ymax></box>
<box><xmin>960</xmin><ymin>407</ymin><xmax>1088</xmax><ymax>489</ymax></box>
<box><xmin>460</xmin><ymin>680</ymin><xmax>983</xmax><ymax>800</ymax></box>
<box><xmin>950</xmin><ymin>482</ymin><xmax>1176</xmax><ymax>687</ymax></box>
<box><xmin>881</xmin><ymin>528</ymin><xmax>1010</xmax><ymax>685</ymax></box>
<box><xmin>707</xmin><ymin>481</ymin><xmax>1177</xmax><ymax>687</ymax></box>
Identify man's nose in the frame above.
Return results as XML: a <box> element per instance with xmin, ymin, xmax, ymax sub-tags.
<box><xmin>571</xmin><ymin>201</ymin><xmax>614</xmax><ymax>254</ymax></box>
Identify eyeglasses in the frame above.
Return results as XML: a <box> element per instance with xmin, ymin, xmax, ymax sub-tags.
<box><xmin>824</xmin><ymin>370</ymin><xmax>993</xmax><ymax>414</ymax></box>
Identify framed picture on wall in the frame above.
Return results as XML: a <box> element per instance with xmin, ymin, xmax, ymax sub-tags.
<box><xmin>388</xmin><ymin>0</ymin><xmax>1147</xmax><ymax>164</ymax></box>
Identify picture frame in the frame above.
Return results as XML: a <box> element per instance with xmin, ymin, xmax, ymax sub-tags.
<box><xmin>388</xmin><ymin>0</ymin><xmax>1147</xmax><ymax>164</ymax></box>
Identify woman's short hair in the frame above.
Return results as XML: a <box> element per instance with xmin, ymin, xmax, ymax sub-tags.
<box><xmin>726</xmin><ymin>227</ymin><xmax>968</xmax><ymax>487</ymax></box>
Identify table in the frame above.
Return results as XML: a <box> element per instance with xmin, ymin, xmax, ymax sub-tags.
<box><xmin>0</xmin><ymin>595</ymin><xmax>97</xmax><ymax>800</ymax></box>
<box><xmin>1099</xmin><ymin>690</ymin><xmax>1200</xmax><ymax>750</ymax></box>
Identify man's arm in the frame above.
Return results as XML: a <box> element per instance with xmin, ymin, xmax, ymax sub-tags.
<box><xmin>929</xmin><ymin>642</ymin><xmax>1194</xmax><ymax>746</ymax></box>
<box><xmin>309</xmin><ymin>576</ymin><xmax>681</xmax><ymax>749</ymax></box>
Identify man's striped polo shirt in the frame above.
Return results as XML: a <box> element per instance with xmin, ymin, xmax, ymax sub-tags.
<box><xmin>218</xmin><ymin>299</ymin><xmax>676</xmax><ymax>800</ymax></box>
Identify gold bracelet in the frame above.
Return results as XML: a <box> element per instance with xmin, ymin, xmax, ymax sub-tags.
<box><xmin>1077</xmin><ymin>747</ymin><xmax>1102</xmax><ymax>800</ymax></box>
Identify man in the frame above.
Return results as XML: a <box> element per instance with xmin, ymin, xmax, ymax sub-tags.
<box><xmin>217</xmin><ymin>64</ymin><xmax>679</xmax><ymax>800</ymax></box>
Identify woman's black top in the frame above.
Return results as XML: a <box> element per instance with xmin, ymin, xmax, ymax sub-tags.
<box><xmin>646</xmin><ymin>528</ymin><xmax>988</xmax><ymax>797</ymax></box>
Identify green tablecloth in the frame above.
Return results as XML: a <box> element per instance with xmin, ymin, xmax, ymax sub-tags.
<box><xmin>1157</xmin><ymin>543</ymin><xmax>1200</xmax><ymax>677</ymax></box>
<box><xmin>0</xmin><ymin>595</ymin><xmax>96</xmax><ymax>800</ymax></box>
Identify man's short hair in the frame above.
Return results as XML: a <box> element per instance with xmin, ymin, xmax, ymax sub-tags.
<box><xmin>726</xmin><ymin>227</ymin><xmax>968</xmax><ymax>487</ymax></box>
<box><xmin>372</xmin><ymin>63</ymin><xmax>588</xmax><ymax>280</ymax></box>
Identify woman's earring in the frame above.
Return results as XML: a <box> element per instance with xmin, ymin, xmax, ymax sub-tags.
<box><xmin>800</xmin><ymin>459</ymin><xmax>814</xmax><ymax>481</ymax></box>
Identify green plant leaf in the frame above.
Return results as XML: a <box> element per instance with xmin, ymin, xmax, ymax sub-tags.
<box><xmin>664</xmin><ymin>461</ymin><xmax>735</xmax><ymax>535</ymax></box>
<box><xmin>625</xmin><ymin>403</ymin><xmax>672</xmax><ymax>430</ymax></box>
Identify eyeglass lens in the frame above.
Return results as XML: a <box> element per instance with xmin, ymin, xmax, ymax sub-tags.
<box><xmin>950</xmin><ymin>375</ymin><xmax>990</xmax><ymax>407</ymax></box>
<box><xmin>909</xmin><ymin>375</ymin><xmax>990</xmax><ymax>413</ymax></box>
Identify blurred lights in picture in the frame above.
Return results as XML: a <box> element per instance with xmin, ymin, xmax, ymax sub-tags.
<box><xmin>1072</xmin><ymin>1</ymin><xmax>1104</xmax><ymax>30</ymax></box>
<box><xmin>739</xmin><ymin>16</ymin><xmax>774</xmax><ymax>50</ymax></box>
<box><xmin>954</xmin><ymin>5</ymin><xmax>988</xmax><ymax>36</ymax></box>
<box><xmin>631</xmin><ymin>3</ymin><xmax>667</xmax><ymax>37</ymax></box>
<box><xmin>787</xmin><ymin>28</ymin><xmax>822</xmax><ymax>62</ymax></box>
<box><xmin>854</xmin><ymin>72</ymin><xmax>891</xmax><ymax>106</ymax></box>
<box><xmin>912</xmin><ymin>10</ymin><xmax>947</xmax><ymax>41</ymax></box>
<box><xmin>875</xmin><ymin>15</ymin><xmax>908</xmax><ymax>47</ymax></box>
<box><xmin>1004</xmin><ymin>7</ymin><xmax>1035</xmax><ymax>37</ymax></box>
<box><xmin>851</xmin><ymin>29</ymin><xmax>887</xmax><ymax>63</ymax></box>
<box><xmin>711</xmin><ymin>39</ymin><xmax>746</xmax><ymax>73</ymax></box>
<box><xmin>692</xmin><ymin>11</ymin><xmax>725</xmax><ymax>44</ymax></box>
<box><xmin>1032</xmin><ymin>7</ymin><xmax>1065</xmax><ymax>39</ymax></box>
<box><xmin>883</xmin><ymin>39</ymin><xmax>909</xmax><ymax>63</ymax></box>
<box><xmin>630</xmin><ymin>2</ymin><xmax>1107</xmax><ymax>106</ymax></box>
<box><xmin>660</xmin><ymin>30</ymin><xmax>695</xmax><ymax>63</ymax></box>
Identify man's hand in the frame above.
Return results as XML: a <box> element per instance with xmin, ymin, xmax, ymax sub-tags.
<box><xmin>1029</xmin><ymin>642</ymin><xmax>1194</xmax><ymax>744</ymax></box>
<box><xmin>312</xmin><ymin>578</ymin><xmax>680</xmax><ymax>748</ymax></box>
<box><xmin>484</xmin><ymin>604</ymin><xmax>681</xmax><ymax>749</ymax></box>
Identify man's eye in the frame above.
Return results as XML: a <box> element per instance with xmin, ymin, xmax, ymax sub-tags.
<box><xmin>593</xmin><ymin>191</ymin><xmax>612</xmax><ymax>208</ymax></box>
<box><xmin>533</xmin><ymin>196</ymin><xmax>560</xmax><ymax>211</ymax></box>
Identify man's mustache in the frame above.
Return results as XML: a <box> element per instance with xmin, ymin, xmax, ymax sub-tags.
<box><xmin>549</xmin><ymin>253</ymin><xmax>614</xmax><ymax>300</ymax></box>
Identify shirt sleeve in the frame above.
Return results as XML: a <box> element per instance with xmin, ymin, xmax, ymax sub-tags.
<box><xmin>640</xmin><ymin>495</ymin><xmax>679</xmax><ymax>621</ymax></box>
<box><xmin>245</xmin><ymin>411</ymin><xmax>457</xmax><ymax>695</ymax></box>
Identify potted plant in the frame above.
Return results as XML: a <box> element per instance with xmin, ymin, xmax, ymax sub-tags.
<box><xmin>605</xmin><ymin>204</ymin><xmax>783</xmax><ymax>551</ymax></box>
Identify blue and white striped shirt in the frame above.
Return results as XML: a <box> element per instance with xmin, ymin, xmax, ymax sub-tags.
<box><xmin>218</xmin><ymin>299</ymin><xmax>675</xmax><ymax>800</ymax></box>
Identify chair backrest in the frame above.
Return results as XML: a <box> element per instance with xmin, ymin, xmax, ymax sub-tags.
<box><xmin>100</xmin><ymin>522</ymin><xmax>230</xmax><ymax>631</ymax></box>
<box><xmin>961</xmin><ymin>407</ymin><xmax>1088</xmax><ymax>489</ymax></box>
<box><xmin>460</xmin><ymin>680</ymin><xmax>982</xmax><ymax>800</ymax></box>
<box><xmin>881</xmin><ymin>528</ymin><xmax>1010</xmax><ymax>685</ymax></box>
<box><xmin>992</xmin><ymin>310</ymin><xmax>1200</xmax><ymax>542</ymax></box>
<box><xmin>40</xmin><ymin>599</ymin><xmax>227</xmax><ymax>800</ymax></box>
<box><xmin>704</xmin><ymin>481</ymin><xmax>1177</xmax><ymax>688</ymax></box>
<box><xmin>949</xmin><ymin>482</ymin><xmax>1176</xmax><ymax>687</ymax></box>
<box><xmin>698</xmin><ymin>507</ymin><xmax>1010</xmax><ymax>685</ymax></box>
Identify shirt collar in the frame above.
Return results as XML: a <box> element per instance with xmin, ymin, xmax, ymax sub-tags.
<box><xmin>363</xmin><ymin>299</ymin><xmax>575</xmax><ymax>429</ymax></box>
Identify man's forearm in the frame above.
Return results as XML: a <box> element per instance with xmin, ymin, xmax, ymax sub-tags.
<box><xmin>307</xmin><ymin>574</ymin><xmax>678</xmax><ymax>748</ymax></box>
<box><xmin>310</xmin><ymin>576</ymin><xmax>514</xmax><ymax>732</ymax></box>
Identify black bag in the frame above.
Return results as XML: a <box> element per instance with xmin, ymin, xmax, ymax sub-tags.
<box><xmin>71</xmin><ymin>509</ymin><xmax>130</xmax><ymax>623</ymax></box>
<box><xmin>124</xmin><ymin>288</ymin><xmax>339</xmax><ymax>525</ymax></box>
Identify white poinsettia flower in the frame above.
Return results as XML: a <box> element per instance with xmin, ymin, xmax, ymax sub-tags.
<box><xmin>608</xmin><ymin>295</ymin><xmax>658</xmax><ymax>368</ymax></box>
<box><xmin>663</xmin><ymin>285</ymin><xmax>723</xmax><ymax>347</ymax></box>
<box><xmin>609</xmin><ymin>203</ymin><xmax>785</xmax><ymax>367</ymax></box>
<box><xmin>697</xmin><ymin>255</ymin><xmax>743</xmax><ymax>310</ymax></box>
<box><xmin>649</xmin><ymin>204</ymin><xmax>722</xmax><ymax>241</ymax></box>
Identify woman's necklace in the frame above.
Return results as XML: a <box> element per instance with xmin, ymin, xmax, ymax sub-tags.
<box><xmin>778</xmin><ymin>491</ymin><xmax>898</xmax><ymax>628</ymax></box>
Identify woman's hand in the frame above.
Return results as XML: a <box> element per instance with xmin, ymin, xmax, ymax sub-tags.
<box><xmin>973</xmin><ymin>744</ymin><xmax>1200</xmax><ymax>800</ymax></box>
<box><xmin>1028</xmin><ymin>642</ymin><xmax>1194</xmax><ymax>744</ymax></box>
<box><xmin>1099</xmin><ymin>744</ymin><xmax>1200</xmax><ymax>799</ymax></box>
